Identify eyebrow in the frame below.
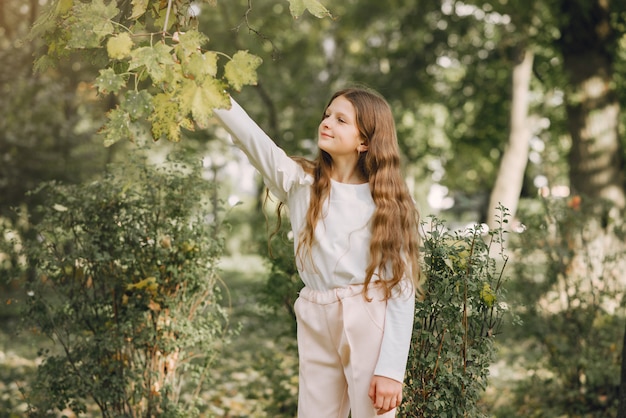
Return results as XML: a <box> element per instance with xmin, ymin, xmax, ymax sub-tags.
<box><xmin>326</xmin><ymin>109</ymin><xmax>352</xmax><ymax>121</ymax></box>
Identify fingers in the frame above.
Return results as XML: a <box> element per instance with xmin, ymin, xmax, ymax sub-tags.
<box><xmin>375</xmin><ymin>395</ymin><xmax>401</xmax><ymax>415</ymax></box>
<box><xmin>370</xmin><ymin>376</ymin><xmax>402</xmax><ymax>415</ymax></box>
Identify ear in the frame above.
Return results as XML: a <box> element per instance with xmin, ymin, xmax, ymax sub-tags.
<box><xmin>358</xmin><ymin>143</ymin><xmax>368</xmax><ymax>152</ymax></box>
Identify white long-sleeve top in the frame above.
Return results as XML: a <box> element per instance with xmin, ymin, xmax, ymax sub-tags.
<box><xmin>214</xmin><ymin>98</ymin><xmax>415</xmax><ymax>383</ymax></box>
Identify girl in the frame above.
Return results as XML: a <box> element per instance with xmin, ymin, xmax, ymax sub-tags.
<box><xmin>214</xmin><ymin>87</ymin><xmax>420</xmax><ymax>417</ymax></box>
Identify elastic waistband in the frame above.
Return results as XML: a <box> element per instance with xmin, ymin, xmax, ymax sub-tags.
<box><xmin>298</xmin><ymin>283</ymin><xmax>385</xmax><ymax>305</ymax></box>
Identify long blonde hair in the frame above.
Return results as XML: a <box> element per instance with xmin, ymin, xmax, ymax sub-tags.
<box><xmin>287</xmin><ymin>87</ymin><xmax>421</xmax><ymax>299</ymax></box>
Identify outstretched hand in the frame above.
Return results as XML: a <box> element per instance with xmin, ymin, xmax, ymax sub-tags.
<box><xmin>368</xmin><ymin>375</ymin><xmax>402</xmax><ymax>415</ymax></box>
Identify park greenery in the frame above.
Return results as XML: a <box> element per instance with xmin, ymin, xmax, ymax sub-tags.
<box><xmin>1</xmin><ymin>0</ymin><xmax>625</xmax><ymax>417</ymax></box>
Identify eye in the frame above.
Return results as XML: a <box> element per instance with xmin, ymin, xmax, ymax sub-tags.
<box><xmin>338</xmin><ymin>117</ymin><xmax>345</xmax><ymax>123</ymax></box>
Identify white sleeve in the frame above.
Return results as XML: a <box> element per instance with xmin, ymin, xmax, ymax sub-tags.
<box><xmin>213</xmin><ymin>97</ymin><xmax>309</xmax><ymax>202</ymax></box>
<box><xmin>374</xmin><ymin>281</ymin><xmax>415</xmax><ymax>383</ymax></box>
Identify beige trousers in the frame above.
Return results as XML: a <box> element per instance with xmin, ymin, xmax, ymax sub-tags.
<box><xmin>294</xmin><ymin>284</ymin><xmax>396</xmax><ymax>418</ymax></box>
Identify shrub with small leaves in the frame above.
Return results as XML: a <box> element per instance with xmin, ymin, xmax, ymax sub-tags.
<box><xmin>400</xmin><ymin>207</ymin><xmax>512</xmax><ymax>417</ymax></box>
<box><xmin>19</xmin><ymin>153</ymin><xmax>228</xmax><ymax>417</ymax></box>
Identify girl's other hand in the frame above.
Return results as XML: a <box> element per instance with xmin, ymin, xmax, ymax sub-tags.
<box><xmin>368</xmin><ymin>375</ymin><xmax>402</xmax><ymax>415</ymax></box>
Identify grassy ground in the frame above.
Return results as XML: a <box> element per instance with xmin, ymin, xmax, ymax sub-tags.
<box><xmin>205</xmin><ymin>255</ymin><xmax>299</xmax><ymax>417</ymax></box>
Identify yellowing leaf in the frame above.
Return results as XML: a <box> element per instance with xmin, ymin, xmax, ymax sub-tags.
<box><xmin>180</xmin><ymin>78</ymin><xmax>229</xmax><ymax>128</ymax></box>
<box><xmin>56</xmin><ymin>0</ymin><xmax>74</xmax><ymax>15</ymax></box>
<box><xmin>149</xmin><ymin>92</ymin><xmax>192</xmax><ymax>142</ymax></box>
<box><xmin>287</xmin><ymin>0</ymin><xmax>332</xmax><ymax>18</ymax></box>
<box><xmin>150</xmin><ymin>92</ymin><xmax>179</xmax><ymax>140</ymax></box>
<box><xmin>224</xmin><ymin>50</ymin><xmax>262</xmax><ymax>91</ymax></box>
<box><xmin>126</xmin><ymin>277</ymin><xmax>158</xmax><ymax>296</ymax></box>
<box><xmin>184</xmin><ymin>51</ymin><xmax>218</xmax><ymax>80</ymax></box>
<box><xmin>480</xmin><ymin>283</ymin><xmax>496</xmax><ymax>308</ymax></box>
<box><xmin>107</xmin><ymin>32</ymin><xmax>134</xmax><ymax>60</ymax></box>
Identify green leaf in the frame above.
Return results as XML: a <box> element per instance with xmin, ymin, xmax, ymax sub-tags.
<box><xmin>57</xmin><ymin>0</ymin><xmax>74</xmax><ymax>15</ymax></box>
<box><xmin>130</xmin><ymin>0</ymin><xmax>150</xmax><ymax>19</ymax></box>
<box><xmin>101</xmin><ymin>107</ymin><xmax>131</xmax><ymax>147</ymax></box>
<box><xmin>67</xmin><ymin>0</ymin><xmax>119</xmax><ymax>49</ymax></box>
<box><xmin>33</xmin><ymin>55</ymin><xmax>59</xmax><ymax>74</ymax></box>
<box><xmin>120</xmin><ymin>90</ymin><xmax>153</xmax><ymax>121</ymax></box>
<box><xmin>287</xmin><ymin>0</ymin><xmax>332</xmax><ymax>18</ymax></box>
<box><xmin>95</xmin><ymin>68</ymin><xmax>127</xmax><ymax>94</ymax></box>
<box><xmin>129</xmin><ymin>42</ymin><xmax>174</xmax><ymax>83</ymax></box>
<box><xmin>153</xmin><ymin>3</ymin><xmax>177</xmax><ymax>33</ymax></box>
<box><xmin>180</xmin><ymin>78</ymin><xmax>229</xmax><ymax>129</ymax></box>
<box><xmin>174</xmin><ymin>30</ymin><xmax>209</xmax><ymax>59</ymax></box>
<box><xmin>224</xmin><ymin>50</ymin><xmax>262</xmax><ymax>91</ymax></box>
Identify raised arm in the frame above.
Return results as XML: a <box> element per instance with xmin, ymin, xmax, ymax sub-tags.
<box><xmin>213</xmin><ymin>97</ymin><xmax>309</xmax><ymax>202</ymax></box>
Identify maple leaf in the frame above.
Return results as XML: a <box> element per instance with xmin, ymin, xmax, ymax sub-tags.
<box><xmin>149</xmin><ymin>92</ymin><xmax>193</xmax><ymax>142</ymax></box>
<box><xmin>129</xmin><ymin>42</ymin><xmax>174</xmax><ymax>84</ymax></box>
<box><xmin>101</xmin><ymin>107</ymin><xmax>131</xmax><ymax>147</ymax></box>
<box><xmin>224</xmin><ymin>50</ymin><xmax>262</xmax><ymax>91</ymax></box>
<box><xmin>95</xmin><ymin>68</ymin><xmax>127</xmax><ymax>94</ymax></box>
<box><xmin>130</xmin><ymin>0</ymin><xmax>150</xmax><ymax>19</ymax></box>
<box><xmin>107</xmin><ymin>32</ymin><xmax>134</xmax><ymax>60</ymax></box>
<box><xmin>174</xmin><ymin>29</ymin><xmax>209</xmax><ymax>59</ymax></box>
<box><xmin>287</xmin><ymin>0</ymin><xmax>332</xmax><ymax>19</ymax></box>
<box><xmin>180</xmin><ymin>78</ymin><xmax>229</xmax><ymax>128</ymax></box>
<box><xmin>183</xmin><ymin>51</ymin><xmax>218</xmax><ymax>81</ymax></box>
<box><xmin>67</xmin><ymin>0</ymin><xmax>118</xmax><ymax>49</ymax></box>
<box><xmin>121</xmin><ymin>90</ymin><xmax>153</xmax><ymax>121</ymax></box>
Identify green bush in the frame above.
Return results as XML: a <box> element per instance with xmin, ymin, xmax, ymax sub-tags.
<box><xmin>505</xmin><ymin>196</ymin><xmax>625</xmax><ymax>417</ymax></box>
<box><xmin>15</xmin><ymin>154</ymin><xmax>229</xmax><ymax>417</ymax></box>
<box><xmin>400</xmin><ymin>210</ymin><xmax>511</xmax><ymax>417</ymax></box>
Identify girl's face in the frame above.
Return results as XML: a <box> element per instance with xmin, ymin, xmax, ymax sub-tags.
<box><xmin>318</xmin><ymin>95</ymin><xmax>366</xmax><ymax>159</ymax></box>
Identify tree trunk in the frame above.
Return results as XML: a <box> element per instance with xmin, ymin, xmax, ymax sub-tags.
<box><xmin>564</xmin><ymin>52</ymin><xmax>625</xmax><ymax>207</ymax></box>
<box><xmin>559</xmin><ymin>0</ymin><xmax>625</xmax><ymax>208</ymax></box>
<box><xmin>557</xmin><ymin>1</ymin><xmax>626</xmax><ymax>414</ymax></box>
<box><xmin>487</xmin><ymin>47</ymin><xmax>534</xmax><ymax>230</ymax></box>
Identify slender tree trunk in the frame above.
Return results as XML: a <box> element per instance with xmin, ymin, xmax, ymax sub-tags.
<box><xmin>487</xmin><ymin>47</ymin><xmax>534</xmax><ymax>230</ymax></box>
<box><xmin>29</xmin><ymin>0</ymin><xmax>38</xmax><ymax>25</ymax></box>
<box><xmin>0</xmin><ymin>0</ymin><xmax>10</xmax><ymax>38</ymax></box>
<box><xmin>620</xmin><ymin>325</ymin><xmax>626</xmax><ymax>418</ymax></box>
